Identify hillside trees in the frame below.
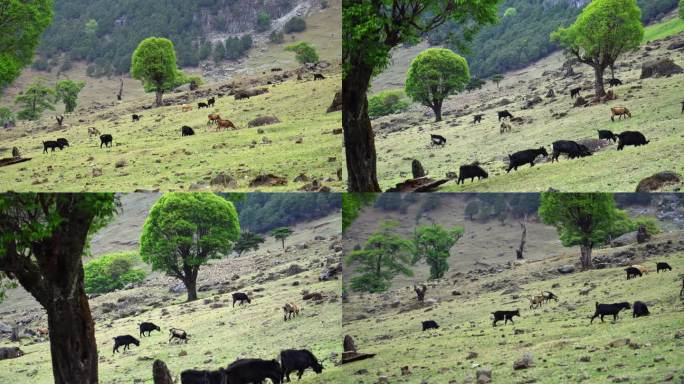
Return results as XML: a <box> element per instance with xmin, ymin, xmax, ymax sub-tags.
<box><xmin>256</xmin><ymin>11</ymin><xmax>271</xmax><ymax>32</ymax></box>
<box><xmin>342</xmin><ymin>0</ymin><xmax>500</xmax><ymax>192</ymax></box>
<box><xmin>236</xmin><ymin>193</ymin><xmax>340</xmax><ymax>233</ymax></box>
<box><xmin>55</xmin><ymin>79</ymin><xmax>86</xmax><ymax>112</ymax></box>
<box><xmin>233</xmin><ymin>231</ymin><xmax>266</xmax><ymax>256</ymax></box>
<box><xmin>539</xmin><ymin>193</ymin><xmax>621</xmax><ymax>270</ymax></box>
<box><xmin>0</xmin><ymin>193</ymin><xmax>117</xmax><ymax>384</ymax></box>
<box><xmin>15</xmin><ymin>80</ymin><xmax>55</xmax><ymax>120</ymax></box>
<box><xmin>405</xmin><ymin>48</ymin><xmax>470</xmax><ymax>122</ymax></box>
<box><xmin>342</xmin><ymin>193</ymin><xmax>377</xmax><ymax>232</ymax></box>
<box><xmin>412</xmin><ymin>225</ymin><xmax>464</xmax><ymax>279</ymax></box>
<box><xmin>345</xmin><ymin>220</ymin><xmax>413</xmax><ymax>292</ymax></box>
<box><xmin>551</xmin><ymin>0</ymin><xmax>643</xmax><ymax>97</ymax></box>
<box><xmin>271</xmin><ymin>227</ymin><xmax>294</xmax><ymax>249</ymax></box>
<box><xmin>0</xmin><ymin>0</ymin><xmax>53</xmax><ymax>89</ymax></box>
<box><xmin>140</xmin><ymin>193</ymin><xmax>240</xmax><ymax>301</ymax></box>
<box><xmin>131</xmin><ymin>37</ymin><xmax>185</xmax><ymax>106</ymax></box>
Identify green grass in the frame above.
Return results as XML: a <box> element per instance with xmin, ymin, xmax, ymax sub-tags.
<box><xmin>0</xmin><ymin>75</ymin><xmax>343</xmax><ymax>192</ymax></box>
<box><xmin>341</xmin><ymin>250</ymin><xmax>684</xmax><ymax>383</ymax></box>
<box><xmin>644</xmin><ymin>17</ymin><xmax>684</xmax><ymax>42</ymax></box>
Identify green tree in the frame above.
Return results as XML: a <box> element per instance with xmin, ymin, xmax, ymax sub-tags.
<box><xmin>465</xmin><ymin>200</ymin><xmax>480</xmax><ymax>220</ymax></box>
<box><xmin>504</xmin><ymin>7</ymin><xmax>518</xmax><ymax>17</ymax></box>
<box><xmin>130</xmin><ymin>37</ymin><xmax>184</xmax><ymax>106</ymax></box>
<box><xmin>270</xmin><ymin>226</ymin><xmax>294</xmax><ymax>249</ymax></box>
<box><xmin>84</xmin><ymin>252</ymin><xmax>147</xmax><ymax>294</ymax></box>
<box><xmin>539</xmin><ymin>193</ymin><xmax>621</xmax><ymax>270</ymax></box>
<box><xmin>345</xmin><ymin>220</ymin><xmax>413</xmax><ymax>292</ymax></box>
<box><xmin>342</xmin><ymin>193</ymin><xmax>377</xmax><ymax>232</ymax></box>
<box><xmin>405</xmin><ymin>48</ymin><xmax>470</xmax><ymax>122</ymax></box>
<box><xmin>256</xmin><ymin>10</ymin><xmax>271</xmax><ymax>32</ymax></box>
<box><xmin>0</xmin><ymin>107</ymin><xmax>15</xmax><ymax>127</ymax></box>
<box><xmin>199</xmin><ymin>41</ymin><xmax>213</xmax><ymax>60</ymax></box>
<box><xmin>491</xmin><ymin>73</ymin><xmax>504</xmax><ymax>89</ymax></box>
<box><xmin>466</xmin><ymin>77</ymin><xmax>486</xmax><ymax>92</ymax></box>
<box><xmin>285</xmin><ymin>41</ymin><xmax>319</xmax><ymax>64</ymax></box>
<box><xmin>270</xmin><ymin>30</ymin><xmax>285</xmax><ymax>44</ymax></box>
<box><xmin>55</xmin><ymin>79</ymin><xmax>86</xmax><ymax>113</ymax></box>
<box><xmin>413</xmin><ymin>225</ymin><xmax>464</xmax><ymax>279</ymax></box>
<box><xmin>284</xmin><ymin>16</ymin><xmax>307</xmax><ymax>33</ymax></box>
<box><xmin>0</xmin><ymin>0</ymin><xmax>53</xmax><ymax>89</ymax></box>
<box><xmin>233</xmin><ymin>231</ymin><xmax>265</xmax><ymax>256</ymax></box>
<box><xmin>342</xmin><ymin>0</ymin><xmax>500</xmax><ymax>192</ymax></box>
<box><xmin>0</xmin><ymin>193</ymin><xmax>117</xmax><ymax>384</ymax></box>
<box><xmin>551</xmin><ymin>0</ymin><xmax>643</xmax><ymax>97</ymax></box>
<box><xmin>15</xmin><ymin>80</ymin><xmax>55</xmax><ymax>120</ymax></box>
<box><xmin>140</xmin><ymin>193</ymin><xmax>239</xmax><ymax>301</ymax></box>
<box><xmin>368</xmin><ymin>89</ymin><xmax>410</xmax><ymax>118</ymax></box>
<box><xmin>84</xmin><ymin>19</ymin><xmax>98</xmax><ymax>37</ymax></box>
<box><xmin>213</xmin><ymin>41</ymin><xmax>226</xmax><ymax>62</ymax></box>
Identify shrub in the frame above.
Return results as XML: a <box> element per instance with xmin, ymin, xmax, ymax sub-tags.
<box><xmin>284</xmin><ymin>41</ymin><xmax>319</xmax><ymax>64</ymax></box>
<box><xmin>256</xmin><ymin>11</ymin><xmax>271</xmax><ymax>32</ymax></box>
<box><xmin>0</xmin><ymin>107</ymin><xmax>15</xmax><ymax>127</ymax></box>
<box><xmin>283</xmin><ymin>17</ymin><xmax>307</xmax><ymax>33</ymax></box>
<box><xmin>368</xmin><ymin>89</ymin><xmax>410</xmax><ymax>117</ymax></box>
<box><xmin>609</xmin><ymin>211</ymin><xmax>661</xmax><ymax>241</ymax></box>
<box><xmin>84</xmin><ymin>252</ymin><xmax>147</xmax><ymax>294</ymax></box>
<box><xmin>270</xmin><ymin>30</ymin><xmax>285</xmax><ymax>44</ymax></box>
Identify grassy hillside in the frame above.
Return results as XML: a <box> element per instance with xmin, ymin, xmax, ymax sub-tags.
<box><xmin>368</xmin><ymin>33</ymin><xmax>684</xmax><ymax>192</ymax></box>
<box><xmin>341</xmin><ymin>233</ymin><xmax>684</xmax><ymax>383</ymax></box>
<box><xmin>0</xmin><ymin>73</ymin><xmax>342</xmax><ymax>192</ymax></box>
<box><xmin>0</xmin><ymin>214</ymin><xmax>344</xmax><ymax>384</ymax></box>
<box><xmin>644</xmin><ymin>16</ymin><xmax>684</xmax><ymax>42</ymax></box>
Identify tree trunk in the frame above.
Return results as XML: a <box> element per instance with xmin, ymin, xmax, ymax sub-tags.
<box><xmin>155</xmin><ymin>90</ymin><xmax>163</xmax><ymax>107</ymax></box>
<box><xmin>432</xmin><ymin>100</ymin><xmax>443</xmax><ymax>122</ymax></box>
<box><xmin>117</xmin><ymin>78</ymin><xmax>124</xmax><ymax>101</ymax></box>
<box><xmin>184</xmin><ymin>277</ymin><xmax>198</xmax><ymax>302</ymax></box>
<box><xmin>281</xmin><ymin>239</ymin><xmax>285</xmax><ymax>249</ymax></box>
<box><xmin>580</xmin><ymin>243</ymin><xmax>593</xmax><ymax>270</ymax></box>
<box><xmin>153</xmin><ymin>360</ymin><xmax>174</xmax><ymax>384</ymax></box>
<box><xmin>517</xmin><ymin>217</ymin><xmax>527</xmax><ymax>260</ymax></box>
<box><xmin>343</xmin><ymin>61</ymin><xmax>381</xmax><ymax>192</ymax></box>
<box><xmin>593</xmin><ymin>66</ymin><xmax>606</xmax><ymax>98</ymax></box>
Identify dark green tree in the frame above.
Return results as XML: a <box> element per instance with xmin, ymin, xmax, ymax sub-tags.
<box><xmin>342</xmin><ymin>193</ymin><xmax>377</xmax><ymax>232</ymax></box>
<box><xmin>342</xmin><ymin>0</ymin><xmax>500</xmax><ymax>192</ymax></box>
<box><xmin>140</xmin><ymin>193</ymin><xmax>240</xmax><ymax>301</ymax></box>
<box><xmin>233</xmin><ymin>231</ymin><xmax>266</xmax><ymax>256</ymax></box>
<box><xmin>345</xmin><ymin>220</ymin><xmax>413</xmax><ymax>292</ymax></box>
<box><xmin>213</xmin><ymin>41</ymin><xmax>226</xmax><ymax>62</ymax></box>
<box><xmin>15</xmin><ymin>80</ymin><xmax>55</xmax><ymax>120</ymax></box>
<box><xmin>405</xmin><ymin>48</ymin><xmax>470</xmax><ymax>122</ymax></box>
<box><xmin>55</xmin><ymin>79</ymin><xmax>86</xmax><ymax>113</ymax></box>
<box><xmin>491</xmin><ymin>73</ymin><xmax>504</xmax><ymax>89</ymax></box>
<box><xmin>466</xmin><ymin>77</ymin><xmax>486</xmax><ymax>92</ymax></box>
<box><xmin>270</xmin><ymin>227</ymin><xmax>294</xmax><ymax>249</ymax></box>
<box><xmin>130</xmin><ymin>37</ymin><xmax>184</xmax><ymax>106</ymax></box>
<box><xmin>285</xmin><ymin>41</ymin><xmax>319</xmax><ymax>64</ymax></box>
<box><xmin>0</xmin><ymin>0</ymin><xmax>53</xmax><ymax>89</ymax></box>
<box><xmin>680</xmin><ymin>0</ymin><xmax>683</xmax><ymax>19</ymax></box>
<box><xmin>465</xmin><ymin>200</ymin><xmax>480</xmax><ymax>220</ymax></box>
<box><xmin>256</xmin><ymin>11</ymin><xmax>271</xmax><ymax>32</ymax></box>
<box><xmin>413</xmin><ymin>225</ymin><xmax>464</xmax><ymax>279</ymax></box>
<box><xmin>0</xmin><ymin>193</ymin><xmax>117</xmax><ymax>384</ymax></box>
<box><xmin>551</xmin><ymin>0</ymin><xmax>643</xmax><ymax>97</ymax></box>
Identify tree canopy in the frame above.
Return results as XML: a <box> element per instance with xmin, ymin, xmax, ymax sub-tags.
<box><xmin>285</xmin><ymin>41</ymin><xmax>319</xmax><ymax>64</ymax></box>
<box><xmin>0</xmin><ymin>0</ymin><xmax>53</xmax><ymax>90</ymax></box>
<box><xmin>130</xmin><ymin>37</ymin><xmax>184</xmax><ymax>106</ymax></box>
<box><xmin>15</xmin><ymin>80</ymin><xmax>55</xmax><ymax>120</ymax></box>
<box><xmin>551</xmin><ymin>0</ymin><xmax>643</xmax><ymax>96</ymax></box>
<box><xmin>412</xmin><ymin>224</ymin><xmax>464</xmax><ymax>279</ymax></box>
<box><xmin>270</xmin><ymin>227</ymin><xmax>294</xmax><ymax>249</ymax></box>
<box><xmin>55</xmin><ymin>79</ymin><xmax>86</xmax><ymax>112</ymax></box>
<box><xmin>405</xmin><ymin>48</ymin><xmax>470</xmax><ymax>122</ymax></box>
<box><xmin>140</xmin><ymin>193</ymin><xmax>240</xmax><ymax>301</ymax></box>
<box><xmin>233</xmin><ymin>231</ymin><xmax>265</xmax><ymax>256</ymax></box>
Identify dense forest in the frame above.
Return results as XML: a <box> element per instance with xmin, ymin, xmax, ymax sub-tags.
<box><xmin>34</xmin><ymin>0</ymin><xmax>301</xmax><ymax>76</ymax></box>
<box><xmin>235</xmin><ymin>193</ymin><xmax>341</xmax><ymax>233</ymax></box>
<box><xmin>427</xmin><ymin>0</ymin><xmax>678</xmax><ymax>78</ymax></box>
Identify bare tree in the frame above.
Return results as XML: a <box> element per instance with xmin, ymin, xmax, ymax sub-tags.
<box><xmin>117</xmin><ymin>77</ymin><xmax>124</xmax><ymax>101</ymax></box>
<box><xmin>55</xmin><ymin>115</ymin><xmax>64</xmax><ymax>127</ymax></box>
<box><xmin>516</xmin><ymin>215</ymin><xmax>527</xmax><ymax>260</ymax></box>
<box><xmin>414</xmin><ymin>284</ymin><xmax>427</xmax><ymax>302</ymax></box>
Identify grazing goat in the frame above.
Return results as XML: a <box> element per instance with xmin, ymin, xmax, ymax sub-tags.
<box><xmin>36</xmin><ymin>327</ymin><xmax>49</xmax><ymax>336</ymax></box>
<box><xmin>216</xmin><ymin>118</ymin><xmax>237</xmax><ymax>131</ymax></box>
<box><xmin>431</xmin><ymin>134</ymin><xmax>447</xmax><ymax>146</ymax></box>
<box><xmin>422</xmin><ymin>320</ymin><xmax>439</xmax><ymax>331</ymax></box>
<box><xmin>232</xmin><ymin>292</ymin><xmax>251</xmax><ymax>307</ymax></box>
<box><xmin>283</xmin><ymin>302</ymin><xmax>301</xmax><ymax>321</ymax></box>
<box><xmin>43</xmin><ymin>141</ymin><xmax>65</xmax><ymax>153</ymax></box>
<box><xmin>500</xmin><ymin>122</ymin><xmax>512</xmax><ymax>133</ymax></box>
<box><xmin>88</xmin><ymin>127</ymin><xmax>100</xmax><ymax>137</ymax></box>
<box><xmin>132</xmin><ymin>114</ymin><xmax>142</xmax><ymax>122</ymax></box>
<box><xmin>169</xmin><ymin>328</ymin><xmax>189</xmax><ymax>343</ymax></box>
<box><xmin>608</xmin><ymin>78</ymin><xmax>623</xmax><ymax>87</ymax></box>
<box><xmin>656</xmin><ymin>262</ymin><xmax>672</xmax><ymax>273</ymax></box>
<box><xmin>610</xmin><ymin>107</ymin><xmax>631</xmax><ymax>121</ymax></box>
<box><xmin>139</xmin><ymin>322</ymin><xmax>160</xmax><ymax>337</ymax></box>
<box><xmin>207</xmin><ymin>114</ymin><xmax>221</xmax><ymax>125</ymax></box>
<box><xmin>225</xmin><ymin>358</ymin><xmax>282</xmax><ymax>384</ymax></box>
<box><xmin>551</xmin><ymin>140</ymin><xmax>592</xmax><ymax>162</ymax></box>
<box><xmin>507</xmin><ymin>147</ymin><xmax>548</xmax><ymax>173</ymax></box>
<box><xmin>207</xmin><ymin>97</ymin><xmax>215</xmax><ymax>107</ymax></box>
<box><xmin>100</xmin><ymin>134</ymin><xmax>113</xmax><ymax>148</ymax></box>
<box><xmin>570</xmin><ymin>87</ymin><xmax>581</xmax><ymax>98</ymax></box>
<box><xmin>457</xmin><ymin>164</ymin><xmax>488</xmax><ymax>184</ymax></box>
<box><xmin>632</xmin><ymin>301</ymin><xmax>650</xmax><ymax>318</ymax></box>
<box><xmin>492</xmin><ymin>310</ymin><xmax>519</xmax><ymax>326</ymax></box>
<box><xmin>113</xmin><ymin>335</ymin><xmax>139</xmax><ymax>353</ymax></box>
<box><xmin>631</xmin><ymin>264</ymin><xmax>649</xmax><ymax>275</ymax></box>
<box><xmin>181</xmin><ymin>104</ymin><xmax>193</xmax><ymax>112</ymax></box>
<box><xmin>56</xmin><ymin>138</ymin><xmax>70</xmax><ymax>148</ymax></box>
<box><xmin>498</xmin><ymin>110</ymin><xmax>513</xmax><ymax>121</ymax></box>
<box><xmin>181</xmin><ymin>126</ymin><xmax>195</xmax><ymax>137</ymax></box>
<box><xmin>529</xmin><ymin>294</ymin><xmax>544</xmax><ymax>309</ymax></box>
<box><xmin>181</xmin><ymin>368</ymin><xmax>227</xmax><ymax>384</ymax></box>
<box><xmin>617</xmin><ymin>131</ymin><xmax>649</xmax><ymax>150</ymax></box>
<box><xmin>473</xmin><ymin>114</ymin><xmax>484</xmax><ymax>124</ymax></box>
<box><xmin>280</xmin><ymin>349</ymin><xmax>324</xmax><ymax>382</ymax></box>
<box><xmin>542</xmin><ymin>291</ymin><xmax>559</xmax><ymax>303</ymax></box>
<box><xmin>625</xmin><ymin>266</ymin><xmax>642</xmax><ymax>280</ymax></box>
<box><xmin>590</xmin><ymin>302</ymin><xmax>630</xmax><ymax>323</ymax></box>
<box><xmin>313</xmin><ymin>73</ymin><xmax>326</xmax><ymax>81</ymax></box>
<box><xmin>597</xmin><ymin>130</ymin><xmax>617</xmax><ymax>142</ymax></box>
<box><xmin>198</xmin><ymin>102</ymin><xmax>209</xmax><ymax>109</ymax></box>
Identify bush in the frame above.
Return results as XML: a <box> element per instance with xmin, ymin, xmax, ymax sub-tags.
<box><xmin>283</xmin><ymin>17</ymin><xmax>307</xmax><ymax>33</ymax></box>
<box><xmin>256</xmin><ymin>11</ymin><xmax>271</xmax><ymax>32</ymax></box>
<box><xmin>0</xmin><ymin>107</ymin><xmax>15</xmax><ymax>127</ymax></box>
<box><xmin>368</xmin><ymin>89</ymin><xmax>410</xmax><ymax>117</ymax></box>
<box><xmin>609</xmin><ymin>212</ymin><xmax>661</xmax><ymax>241</ymax></box>
<box><xmin>270</xmin><ymin>30</ymin><xmax>285</xmax><ymax>44</ymax></box>
<box><xmin>284</xmin><ymin>41</ymin><xmax>319</xmax><ymax>64</ymax></box>
<box><xmin>84</xmin><ymin>252</ymin><xmax>147</xmax><ymax>294</ymax></box>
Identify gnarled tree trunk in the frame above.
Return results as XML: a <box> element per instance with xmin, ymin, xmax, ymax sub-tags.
<box><xmin>593</xmin><ymin>66</ymin><xmax>606</xmax><ymax>98</ymax></box>
<box><xmin>155</xmin><ymin>90</ymin><xmax>163</xmax><ymax>107</ymax></box>
<box><xmin>580</xmin><ymin>243</ymin><xmax>593</xmax><ymax>270</ymax></box>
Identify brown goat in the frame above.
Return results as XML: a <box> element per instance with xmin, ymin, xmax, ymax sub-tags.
<box><xmin>500</xmin><ymin>122</ymin><xmax>512</xmax><ymax>134</ymax></box>
<box><xmin>216</xmin><ymin>118</ymin><xmax>237</xmax><ymax>131</ymax></box>
<box><xmin>181</xmin><ymin>104</ymin><xmax>193</xmax><ymax>112</ymax></box>
<box><xmin>529</xmin><ymin>294</ymin><xmax>544</xmax><ymax>309</ymax></box>
<box><xmin>207</xmin><ymin>114</ymin><xmax>221</xmax><ymax>125</ymax></box>
<box><xmin>283</xmin><ymin>302</ymin><xmax>301</xmax><ymax>321</ymax></box>
<box><xmin>631</xmin><ymin>264</ymin><xmax>649</xmax><ymax>275</ymax></box>
<box><xmin>611</xmin><ymin>107</ymin><xmax>631</xmax><ymax>122</ymax></box>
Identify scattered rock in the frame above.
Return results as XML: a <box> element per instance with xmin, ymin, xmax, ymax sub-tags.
<box><xmin>635</xmin><ymin>172</ymin><xmax>681</xmax><ymax>192</ymax></box>
<box><xmin>178</xmin><ymin>350</ymin><xmax>187</xmax><ymax>357</ymax></box>
<box><xmin>248</xmin><ymin>116</ymin><xmax>280</xmax><ymax>128</ymax></box>
<box><xmin>558</xmin><ymin>265</ymin><xmax>575</xmax><ymax>274</ymax></box>
<box><xmin>92</xmin><ymin>168</ymin><xmax>103</xmax><ymax>177</ymax></box>
<box><xmin>210</xmin><ymin>173</ymin><xmax>238</xmax><ymax>188</ymax></box>
<box><xmin>476</xmin><ymin>368</ymin><xmax>492</xmax><ymax>384</ymax></box>
<box><xmin>115</xmin><ymin>159</ymin><xmax>127</xmax><ymax>168</ymax></box>
<box><xmin>513</xmin><ymin>353</ymin><xmax>533</xmax><ymax>370</ymax></box>
<box><xmin>467</xmin><ymin>351</ymin><xmax>479</xmax><ymax>360</ymax></box>
<box><xmin>249</xmin><ymin>174</ymin><xmax>287</xmax><ymax>187</ymax></box>
<box><xmin>640</xmin><ymin>58</ymin><xmax>683</xmax><ymax>79</ymax></box>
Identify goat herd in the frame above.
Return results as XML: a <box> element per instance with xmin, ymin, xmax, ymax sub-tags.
<box><xmin>106</xmin><ymin>292</ymin><xmax>322</xmax><ymax>384</ymax></box>
<box><xmin>420</xmin><ymin>261</ymin><xmax>675</xmax><ymax>336</ymax></box>
<box><xmin>428</xmin><ymin>82</ymin><xmax>681</xmax><ymax>186</ymax></box>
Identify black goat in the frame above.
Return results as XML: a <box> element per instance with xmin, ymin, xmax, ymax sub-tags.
<box><xmin>430</xmin><ymin>134</ymin><xmax>447</xmax><ymax>146</ymax></box>
<box><xmin>542</xmin><ymin>291</ymin><xmax>559</xmax><ymax>303</ymax></box>
<box><xmin>632</xmin><ymin>301</ymin><xmax>650</xmax><ymax>318</ymax></box>
<box><xmin>492</xmin><ymin>310</ymin><xmax>519</xmax><ymax>326</ymax></box>
<box><xmin>232</xmin><ymin>292</ymin><xmax>251</xmax><ymax>307</ymax></box>
<box><xmin>198</xmin><ymin>102</ymin><xmax>209</xmax><ymax>109</ymax></box>
<box><xmin>139</xmin><ymin>322</ymin><xmax>160</xmax><ymax>337</ymax></box>
<box><xmin>498</xmin><ymin>110</ymin><xmax>513</xmax><ymax>121</ymax></box>
<box><xmin>570</xmin><ymin>87</ymin><xmax>581</xmax><ymax>98</ymax></box>
<box><xmin>181</xmin><ymin>369</ymin><xmax>227</xmax><ymax>384</ymax></box>
<box><xmin>182</xmin><ymin>126</ymin><xmax>195</xmax><ymax>137</ymax></box>
<box><xmin>207</xmin><ymin>97</ymin><xmax>216</xmax><ymax>107</ymax></box>
<box><xmin>280</xmin><ymin>349</ymin><xmax>324</xmax><ymax>382</ymax></box>
<box><xmin>422</xmin><ymin>320</ymin><xmax>439</xmax><ymax>331</ymax></box>
<box><xmin>56</xmin><ymin>138</ymin><xmax>70</xmax><ymax>148</ymax></box>
<box><xmin>597</xmin><ymin>130</ymin><xmax>617</xmax><ymax>142</ymax></box>
<box><xmin>625</xmin><ymin>266</ymin><xmax>642</xmax><ymax>280</ymax></box>
<box><xmin>507</xmin><ymin>147</ymin><xmax>548</xmax><ymax>172</ymax></box>
<box><xmin>608</xmin><ymin>78</ymin><xmax>623</xmax><ymax>87</ymax></box>
<box><xmin>113</xmin><ymin>335</ymin><xmax>139</xmax><ymax>353</ymax></box>
<box><xmin>617</xmin><ymin>131</ymin><xmax>649</xmax><ymax>151</ymax></box>
<box><xmin>590</xmin><ymin>302</ymin><xmax>630</xmax><ymax>323</ymax></box>
<box><xmin>656</xmin><ymin>262</ymin><xmax>672</xmax><ymax>273</ymax></box>
<box><xmin>457</xmin><ymin>164</ymin><xmax>488</xmax><ymax>184</ymax></box>
<box><xmin>551</xmin><ymin>140</ymin><xmax>592</xmax><ymax>162</ymax></box>
<box><xmin>473</xmin><ymin>114</ymin><xmax>484</xmax><ymax>124</ymax></box>
<box><xmin>132</xmin><ymin>114</ymin><xmax>142</xmax><ymax>122</ymax></box>
<box><xmin>43</xmin><ymin>141</ymin><xmax>65</xmax><ymax>153</ymax></box>
<box><xmin>100</xmin><ymin>134</ymin><xmax>113</xmax><ymax>148</ymax></box>
<box><xmin>313</xmin><ymin>73</ymin><xmax>326</xmax><ymax>81</ymax></box>
<box><xmin>225</xmin><ymin>358</ymin><xmax>282</xmax><ymax>384</ymax></box>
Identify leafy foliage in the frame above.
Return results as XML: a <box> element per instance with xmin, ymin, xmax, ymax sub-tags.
<box><xmin>84</xmin><ymin>252</ymin><xmax>147</xmax><ymax>294</ymax></box>
<box><xmin>342</xmin><ymin>193</ymin><xmax>378</xmax><ymax>232</ymax></box>
<box><xmin>368</xmin><ymin>89</ymin><xmax>410</xmax><ymax>118</ymax></box>
<box><xmin>412</xmin><ymin>225</ymin><xmax>464</xmax><ymax>279</ymax></box>
<box><xmin>270</xmin><ymin>227</ymin><xmax>294</xmax><ymax>249</ymax></box>
<box><xmin>15</xmin><ymin>80</ymin><xmax>55</xmax><ymax>120</ymax></box>
<box><xmin>345</xmin><ymin>221</ymin><xmax>413</xmax><ymax>293</ymax></box>
<box><xmin>55</xmin><ymin>79</ymin><xmax>86</xmax><ymax>112</ymax></box>
<box><xmin>0</xmin><ymin>0</ymin><xmax>53</xmax><ymax>89</ymax></box>
<box><xmin>0</xmin><ymin>107</ymin><xmax>15</xmax><ymax>127</ymax></box>
<box><xmin>283</xmin><ymin>16</ymin><xmax>307</xmax><ymax>33</ymax></box>
<box><xmin>285</xmin><ymin>41</ymin><xmax>319</xmax><ymax>64</ymax></box>
<box><xmin>466</xmin><ymin>77</ymin><xmax>486</xmax><ymax>92</ymax></box>
<box><xmin>233</xmin><ymin>231</ymin><xmax>265</xmax><ymax>256</ymax></box>
<box><xmin>236</xmin><ymin>193</ymin><xmax>340</xmax><ymax>234</ymax></box>
<box><xmin>270</xmin><ymin>30</ymin><xmax>285</xmax><ymax>44</ymax></box>
<box><xmin>130</xmin><ymin>37</ymin><xmax>185</xmax><ymax>105</ymax></box>
<box><xmin>256</xmin><ymin>10</ymin><xmax>271</xmax><ymax>32</ymax></box>
<box><xmin>405</xmin><ymin>48</ymin><xmax>470</xmax><ymax>121</ymax></box>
